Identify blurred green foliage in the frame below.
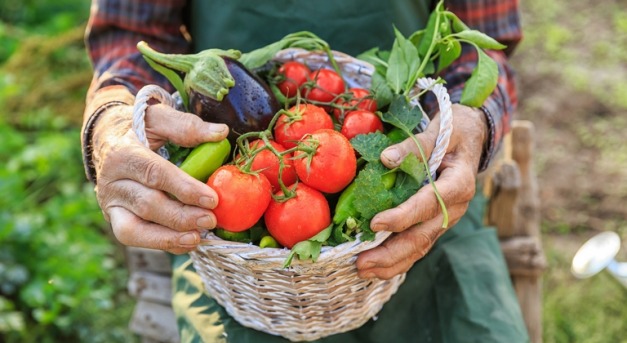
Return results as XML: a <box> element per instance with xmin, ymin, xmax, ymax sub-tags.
<box><xmin>0</xmin><ymin>1</ymin><xmax>136</xmax><ymax>342</ymax></box>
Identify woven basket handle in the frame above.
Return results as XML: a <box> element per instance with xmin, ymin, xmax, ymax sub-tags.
<box><xmin>415</xmin><ymin>77</ymin><xmax>453</xmax><ymax>178</ymax></box>
<box><xmin>131</xmin><ymin>85</ymin><xmax>182</xmax><ymax>159</ymax></box>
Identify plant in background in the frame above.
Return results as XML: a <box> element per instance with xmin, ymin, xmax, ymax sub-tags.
<box><xmin>0</xmin><ymin>116</ymin><xmax>135</xmax><ymax>343</ymax></box>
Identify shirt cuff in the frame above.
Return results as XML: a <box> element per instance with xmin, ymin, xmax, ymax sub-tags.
<box><xmin>81</xmin><ymin>85</ymin><xmax>135</xmax><ymax>183</ymax></box>
<box><xmin>446</xmin><ymin>88</ymin><xmax>498</xmax><ymax>173</ymax></box>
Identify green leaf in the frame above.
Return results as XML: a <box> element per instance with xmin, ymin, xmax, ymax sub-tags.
<box><xmin>391</xmin><ymin>172</ymin><xmax>421</xmax><ymax>207</ymax></box>
<box><xmin>386</xmin><ymin>27</ymin><xmax>420</xmax><ymax>94</ymax></box>
<box><xmin>460</xmin><ymin>48</ymin><xmax>499</xmax><ymax>107</ymax></box>
<box><xmin>381</xmin><ymin>94</ymin><xmax>423</xmax><ymax>133</ymax></box>
<box><xmin>282</xmin><ymin>225</ymin><xmax>332</xmax><ymax>267</ymax></box>
<box><xmin>350</xmin><ymin>132</ymin><xmax>392</xmax><ymax>163</ymax></box>
<box><xmin>143</xmin><ymin>56</ymin><xmax>189</xmax><ymax>108</ymax></box>
<box><xmin>353</xmin><ymin>162</ymin><xmax>394</xmax><ymax>220</ymax></box>
<box><xmin>399</xmin><ymin>154</ymin><xmax>429</xmax><ymax>185</ymax></box>
<box><xmin>436</xmin><ymin>39</ymin><xmax>462</xmax><ymax>73</ymax></box>
<box><xmin>417</xmin><ymin>6</ymin><xmax>440</xmax><ymax>57</ymax></box>
<box><xmin>445</xmin><ymin>11</ymin><xmax>470</xmax><ymax>33</ymax></box>
<box><xmin>408</xmin><ymin>30</ymin><xmax>424</xmax><ymax>47</ymax></box>
<box><xmin>455</xmin><ymin>30</ymin><xmax>507</xmax><ymax>50</ymax></box>
<box><xmin>370</xmin><ymin>71</ymin><xmax>394</xmax><ymax>108</ymax></box>
<box><xmin>356</xmin><ymin>47</ymin><xmax>387</xmax><ymax>72</ymax></box>
<box><xmin>357</xmin><ymin>220</ymin><xmax>376</xmax><ymax>241</ymax></box>
<box><xmin>239</xmin><ymin>41</ymin><xmax>285</xmax><ymax>70</ymax></box>
<box><xmin>239</xmin><ymin>31</ymin><xmax>331</xmax><ymax>70</ymax></box>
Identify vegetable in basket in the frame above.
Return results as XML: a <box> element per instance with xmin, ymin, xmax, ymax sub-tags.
<box><xmin>137</xmin><ymin>42</ymin><xmax>280</xmax><ymax>144</ymax></box>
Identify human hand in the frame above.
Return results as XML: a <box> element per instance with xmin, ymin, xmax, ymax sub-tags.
<box><xmin>356</xmin><ymin>104</ymin><xmax>488</xmax><ymax>279</ymax></box>
<box><xmin>91</xmin><ymin>103</ymin><xmax>229</xmax><ymax>254</ymax></box>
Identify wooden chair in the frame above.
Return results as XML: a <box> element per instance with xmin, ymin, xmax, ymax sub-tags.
<box><xmin>125</xmin><ymin>120</ymin><xmax>546</xmax><ymax>343</ymax></box>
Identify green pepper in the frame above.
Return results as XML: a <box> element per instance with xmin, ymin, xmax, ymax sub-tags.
<box><xmin>179</xmin><ymin>139</ymin><xmax>231</xmax><ymax>182</ymax></box>
<box><xmin>333</xmin><ymin>170</ymin><xmax>397</xmax><ymax>224</ymax></box>
<box><xmin>386</xmin><ymin>127</ymin><xmax>407</xmax><ymax>144</ymax></box>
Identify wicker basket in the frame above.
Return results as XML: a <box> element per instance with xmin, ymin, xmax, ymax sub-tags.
<box><xmin>132</xmin><ymin>49</ymin><xmax>453</xmax><ymax>342</ymax></box>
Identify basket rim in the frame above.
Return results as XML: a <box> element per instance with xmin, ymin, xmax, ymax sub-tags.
<box><xmin>197</xmin><ymin>230</ymin><xmax>392</xmax><ymax>264</ymax></box>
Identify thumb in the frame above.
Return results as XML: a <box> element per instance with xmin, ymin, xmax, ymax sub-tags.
<box><xmin>144</xmin><ymin>103</ymin><xmax>229</xmax><ymax>148</ymax></box>
<box><xmin>380</xmin><ymin>118</ymin><xmax>440</xmax><ymax>169</ymax></box>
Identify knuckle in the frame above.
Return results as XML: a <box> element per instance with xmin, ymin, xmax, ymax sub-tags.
<box><xmin>408</xmin><ymin>229</ymin><xmax>435</xmax><ymax>261</ymax></box>
<box><xmin>156</xmin><ymin>236</ymin><xmax>179</xmax><ymax>252</ymax></box>
<box><xmin>141</xmin><ymin>159</ymin><xmax>165</xmax><ymax>189</ymax></box>
<box><xmin>131</xmin><ymin>191</ymin><xmax>153</xmax><ymax>219</ymax></box>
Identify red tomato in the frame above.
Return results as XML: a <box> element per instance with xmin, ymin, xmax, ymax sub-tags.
<box><xmin>276</xmin><ymin>61</ymin><xmax>310</xmax><ymax>98</ymax></box>
<box><xmin>304</xmin><ymin>68</ymin><xmax>345</xmax><ymax>104</ymax></box>
<box><xmin>274</xmin><ymin>103</ymin><xmax>334</xmax><ymax>149</ymax></box>
<box><xmin>332</xmin><ymin>88</ymin><xmax>378</xmax><ymax>121</ymax></box>
<box><xmin>264</xmin><ymin>183</ymin><xmax>331</xmax><ymax>248</ymax></box>
<box><xmin>206</xmin><ymin>165</ymin><xmax>272</xmax><ymax>232</ymax></box>
<box><xmin>340</xmin><ymin>110</ymin><xmax>385</xmax><ymax>140</ymax></box>
<box><xmin>246</xmin><ymin>139</ymin><xmax>297</xmax><ymax>192</ymax></box>
<box><xmin>293</xmin><ymin>129</ymin><xmax>357</xmax><ymax>194</ymax></box>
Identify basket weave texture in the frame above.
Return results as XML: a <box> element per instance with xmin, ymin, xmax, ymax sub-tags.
<box><xmin>189</xmin><ymin>49</ymin><xmax>453</xmax><ymax>342</ymax></box>
<box><xmin>132</xmin><ymin>48</ymin><xmax>453</xmax><ymax>342</ymax></box>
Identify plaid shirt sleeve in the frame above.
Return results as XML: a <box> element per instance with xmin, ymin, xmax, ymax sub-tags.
<box><xmin>433</xmin><ymin>0</ymin><xmax>523</xmax><ymax>171</ymax></box>
<box><xmin>81</xmin><ymin>0</ymin><xmax>191</xmax><ymax>182</ymax></box>
<box><xmin>83</xmin><ymin>0</ymin><xmax>190</xmax><ymax>117</ymax></box>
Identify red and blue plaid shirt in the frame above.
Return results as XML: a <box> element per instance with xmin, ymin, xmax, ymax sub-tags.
<box><xmin>83</xmin><ymin>0</ymin><xmax>522</xmax><ymax>172</ymax></box>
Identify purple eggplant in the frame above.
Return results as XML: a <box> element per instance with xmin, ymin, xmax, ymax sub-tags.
<box><xmin>137</xmin><ymin>42</ymin><xmax>279</xmax><ymax>143</ymax></box>
<box><xmin>189</xmin><ymin>58</ymin><xmax>279</xmax><ymax>143</ymax></box>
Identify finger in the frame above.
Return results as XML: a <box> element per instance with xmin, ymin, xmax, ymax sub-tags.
<box><xmin>356</xmin><ymin>215</ymin><xmax>446</xmax><ymax>280</ymax></box>
<box><xmin>100</xmin><ymin>179</ymin><xmax>217</xmax><ymax>232</ymax></box>
<box><xmin>370</xmin><ymin>155</ymin><xmax>476</xmax><ymax>233</ymax></box>
<box><xmin>109</xmin><ymin>206</ymin><xmax>201</xmax><ymax>253</ymax></box>
<box><xmin>102</xmin><ymin>139</ymin><xmax>219</xmax><ymax>209</ymax></box>
<box><xmin>379</xmin><ymin>116</ymin><xmax>440</xmax><ymax>169</ymax></box>
<box><xmin>145</xmin><ymin>103</ymin><xmax>229</xmax><ymax>148</ymax></box>
<box><xmin>356</xmin><ymin>204</ymin><xmax>469</xmax><ymax>280</ymax></box>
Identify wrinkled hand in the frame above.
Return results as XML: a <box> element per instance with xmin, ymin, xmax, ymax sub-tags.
<box><xmin>356</xmin><ymin>104</ymin><xmax>488</xmax><ymax>279</ymax></box>
<box><xmin>91</xmin><ymin>103</ymin><xmax>229</xmax><ymax>254</ymax></box>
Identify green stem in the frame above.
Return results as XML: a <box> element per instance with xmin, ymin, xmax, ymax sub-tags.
<box><xmin>404</xmin><ymin>11</ymin><xmax>442</xmax><ymax>95</ymax></box>
<box><xmin>403</xmin><ymin>128</ymin><xmax>449</xmax><ymax>228</ymax></box>
<box><xmin>259</xmin><ymin>133</ymin><xmax>296</xmax><ymax>198</ymax></box>
<box><xmin>137</xmin><ymin>41</ymin><xmax>195</xmax><ymax>73</ymax></box>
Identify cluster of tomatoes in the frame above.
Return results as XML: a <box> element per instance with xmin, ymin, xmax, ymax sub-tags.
<box><xmin>206</xmin><ymin>61</ymin><xmax>385</xmax><ymax>249</ymax></box>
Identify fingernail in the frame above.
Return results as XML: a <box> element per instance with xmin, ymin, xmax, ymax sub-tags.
<box><xmin>382</xmin><ymin>148</ymin><xmax>401</xmax><ymax>164</ymax></box>
<box><xmin>196</xmin><ymin>215</ymin><xmax>215</xmax><ymax>229</ymax></box>
<box><xmin>209</xmin><ymin>124</ymin><xmax>227</xmax><ymax>134</ymax></box>
<box><xmin>179</xmin><ymin>232</ymin><xmax>199</xmax><ymax>246</ymax></box>
<box><xmin>372</xmin><ymin>222</ymin><xmax>388</xmax><ymax>232</ymax></box>
<box><xmin>199</xmin><ymin>196</ymin><xmax>215</xmax><ymax>209</ymax></box>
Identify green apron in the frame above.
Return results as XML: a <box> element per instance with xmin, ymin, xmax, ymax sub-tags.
<box><xmin>172</xmin><ymin>1</ymin><xmax>529</xmax><ymax>342</ymax></box>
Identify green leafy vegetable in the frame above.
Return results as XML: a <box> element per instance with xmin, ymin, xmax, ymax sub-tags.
<box><xmin>460</xmin><ymin>48</ymin><xmax>499</xmax><ymax>107</ymax></box>
<box><xmin>386</xmin><ymin>27</ymin><xmax>421</xmax><ymax>94</ymax></box>
<box><xmin>399</xmin><ymin>153</ymin><xmax>429</xmax><ymax>185</ymax></box>
<box><xmin>353</xmin><ymin>162</ymin><xmax>395</xmax><ymax>220</ymax></box>
<box><xmin>283</xmin><ymin>225</ymin><xmax>333</xmax><ymax>268</ymax></box>
<box><xmin>454</xmin><ymin>30</ymin><xmax>507</xmax><ymax>50</ymax></box>
<box><xmin>350</xmin><ymin>132</ymin><xmax>393</xmax><ymax>163</ymax></box>
<box><xmin>381</xmin><ymin>94</ymin><xmax>423</xmax><ymax>132</ymax></box>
